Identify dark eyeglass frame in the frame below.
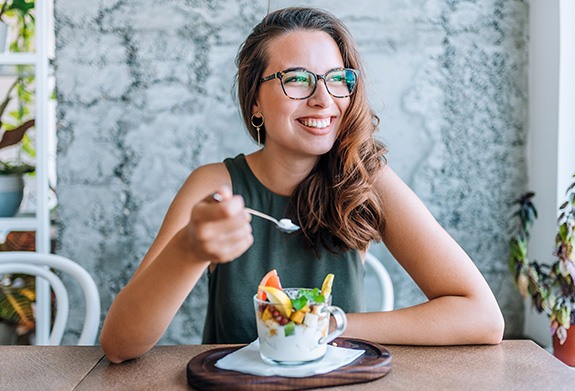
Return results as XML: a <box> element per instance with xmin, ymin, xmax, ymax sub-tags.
<box><xmin>259</xmin><ymin>67</ymin><xmax>359</xmax><ymax>100</ymax></box>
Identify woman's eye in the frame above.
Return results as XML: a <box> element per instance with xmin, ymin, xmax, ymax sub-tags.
<box><xmin>284</xmin><ymin>73</ymin><xmax>311</xmax><ymax>85</ymax></box>
<box><xmin>327</xmin><ymin>74</ymin><xmax>345</xmax><ymax>84</ymax></box>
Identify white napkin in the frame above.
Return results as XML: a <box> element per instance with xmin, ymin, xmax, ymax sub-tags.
<box><xmin>215</xmin><ymin>339</ymin><xmax>364</xmax><ymax>378</ymax></box>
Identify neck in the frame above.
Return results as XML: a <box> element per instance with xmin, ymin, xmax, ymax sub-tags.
<box><xmin>246</xmin><ymin>148</ymin><xmax>318</xmax><ymax>196</ymax></box>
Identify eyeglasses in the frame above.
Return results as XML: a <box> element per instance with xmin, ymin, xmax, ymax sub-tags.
<box><xmin>259</xmin><ymin>67</ymin><xmax>359</xmax><ymax>100</ymax></box>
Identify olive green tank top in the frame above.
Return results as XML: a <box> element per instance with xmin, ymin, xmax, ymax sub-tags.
<box><xmin>202</xmin><ymin>154</ymin><xmax>364</xmax><ymax>344</ymax></box>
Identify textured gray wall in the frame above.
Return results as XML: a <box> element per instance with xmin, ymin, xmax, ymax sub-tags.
<box><xmin>54</xmin><ymin>0</ymin><xmax>528</xmax><ymax>344</ymax></box>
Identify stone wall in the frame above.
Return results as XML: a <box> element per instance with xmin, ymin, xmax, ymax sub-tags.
<box><xmin>54</xmin><ymin>0</ymin><xmax>528</xmax><ymax>343</ymax></box>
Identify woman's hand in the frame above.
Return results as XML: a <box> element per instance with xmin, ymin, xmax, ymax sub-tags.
<box><xmin>186</xmin><ymin>185</ymin><xmax>253</xmax><ymax>263</ymax></box>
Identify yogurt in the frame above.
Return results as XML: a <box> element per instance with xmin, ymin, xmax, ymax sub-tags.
<box><xmin>253</xmin><ymin>287</ymin><xmax>346</xmax><ymax>365</ymax></box>
<box><xmin>255</xmin><ymin>306</ymin><xmax>330</xmax><ymax>364</ymax></box>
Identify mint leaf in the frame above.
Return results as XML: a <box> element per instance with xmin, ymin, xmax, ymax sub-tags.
<box><xmin>292</xmin><ymin>296</ymin><xmax>308</xmax><ymax>311</ymax></box>
<box><xmin>301</xmin><ymin>289</ymin><xmax>316</xmax><ymax>301</ymax></box>
<box><xmin>297</xmin><ymin>288</ymin><xmax>325</xmax><ymax>304</ymax></box>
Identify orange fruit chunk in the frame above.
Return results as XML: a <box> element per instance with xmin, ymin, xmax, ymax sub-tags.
<box><xmin>257</xmin><ymin>269</ymin><xmax>283</xmax><ymax>300</ymax></box>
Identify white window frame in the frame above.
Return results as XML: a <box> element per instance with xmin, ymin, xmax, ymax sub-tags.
<box><xmin>525</xmin><ymin>0</ymin><xmax>575</xmax><ymax>346</ymax></box>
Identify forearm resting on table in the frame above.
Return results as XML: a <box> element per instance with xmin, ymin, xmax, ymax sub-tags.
<box><xmin>343</xmin><ymin>295</ymin><xmax>504</xmax><ymax>345</ymax></box>
<box><xmin>101</xmin><ymin>229</ymin><xmax>209</xmax><ymax>363</ymax></box>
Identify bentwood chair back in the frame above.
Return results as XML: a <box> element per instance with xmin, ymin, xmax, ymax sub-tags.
<box><xmin>0</xmin><ymin>252</ymin><xmax>100</xmax><ymax>345</ymax></box>
<box><xmin>365</xmin><ymin>252</ymin><xmax>394</xmax><ymax>311</ymax></box>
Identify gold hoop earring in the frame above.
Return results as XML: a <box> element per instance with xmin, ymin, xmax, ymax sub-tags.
<box><xmin>250</xmin><ymin>112</ymin><xmax>264</xmax><ymax>148</ymax></box>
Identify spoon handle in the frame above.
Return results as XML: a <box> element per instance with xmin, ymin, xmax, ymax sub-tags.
<box><xmin>245</xmin><ymin>208</ymin><xmax>280</xmax><ymax>225</ymax></box>
<box><xmin>212</xmin><ymin>193</ymin><xmax>281</xmax><ymax>227</ymax></box>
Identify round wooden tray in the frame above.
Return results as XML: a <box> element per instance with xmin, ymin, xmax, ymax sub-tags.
<box><xmin>186</xmin><ymin>337</ymin><xmax>392</xmax><ymax>390</ymax></box>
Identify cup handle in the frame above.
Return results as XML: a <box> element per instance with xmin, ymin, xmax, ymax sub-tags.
<box><xmin>318</xmin><ymin>305</ymin><xmax>347</xmax><ymax>345</ymax></box>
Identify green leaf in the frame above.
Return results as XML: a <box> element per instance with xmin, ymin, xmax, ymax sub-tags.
<box><xmin>0</xmin><ymin>275</ymin><xmax>36</xmax><ymax>328</ymax></box>
<box><xmin>8</xmin><ymin>0</ymin><xmax>35</xmax><ymax>15</ymax></box>
<box><xmin>0</xmin><ymin>161</ymin><xmax>34</xmax><ymax>175</ymax></box>
<box><xmin>291</xmin><ymin>296</ymin><xmax>307</xmax><ymax>311</ymax></box>
<box><xmin>557</xmin><ymin>306</ymin><xmax>570</xmax><ymax>327</ymax></box>
<box><xmin>558</xmin><ymin>224</ymin><xmax>568</xmax><ymax>242</ymax></box>
<box><xmin>313</xmin><ymin>293</ymin><xmax>325</xmax><ymax>303</ymax></box>
<box><xmin>510</xmin><ymin>238</ymin><xmax>527</xmax><ymax>260</ymax></box>
<box><xmin>299</xmin><ymin>288</ymin><xmax>316</xmax><ymax>302</ymax></box>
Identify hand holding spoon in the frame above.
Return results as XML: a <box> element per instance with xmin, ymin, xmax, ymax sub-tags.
<box><xmin>212</xmin><ymin>193</ymin><xmax>300</xmax><ymax>233</ymax></box>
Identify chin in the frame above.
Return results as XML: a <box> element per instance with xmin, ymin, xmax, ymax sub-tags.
<box><xmin>304</xmin><ymin>143</ymin><xmax>336</xmax><ymax>157</ymax></box>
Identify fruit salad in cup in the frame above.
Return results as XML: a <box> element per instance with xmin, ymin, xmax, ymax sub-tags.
<box><xmin>253</xmin><ymin>270</ymin><xmax>346</xmax><ymax>365</ymax></box>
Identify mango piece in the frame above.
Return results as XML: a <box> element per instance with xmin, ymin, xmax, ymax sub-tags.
<box><xmin>290</xmin><ymin>310</ymin><xmax>306</xmax><ymax>324</ymax></box>
<box><xmin>261</xmin><ymin>306</ymin><xmax>273</xmax><ymax>322</ymax></box>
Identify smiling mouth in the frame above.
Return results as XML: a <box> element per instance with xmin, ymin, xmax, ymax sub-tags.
<box><xmin>297</xmin><ymin>117</ymin><xmax>332</xmax><ymax>129</ymax></box>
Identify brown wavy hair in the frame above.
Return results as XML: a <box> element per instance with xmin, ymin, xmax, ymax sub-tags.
<box><xmin>235</xmin><ymin>7</ymin><xmax>387</xmax><ymax>253</ymax></box>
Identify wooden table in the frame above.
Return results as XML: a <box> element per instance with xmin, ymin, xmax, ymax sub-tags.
<box><xmin>1</xmin><ymin>340</ymin><xmax>574</xmax><ymax>390</ymax></box>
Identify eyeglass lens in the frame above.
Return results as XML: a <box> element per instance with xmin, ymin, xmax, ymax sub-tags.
<box><xmin>281</xmin><ymin>69</ymin><xmax>356</xmax><ymax>99</ymax></box>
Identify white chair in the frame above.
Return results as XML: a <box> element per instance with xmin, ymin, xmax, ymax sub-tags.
<box><xmin>0</xmin><ymin>252</ymin><xmax>100</xmax><ymax>345</ymax></box>
<box><xmin>364</xmin><ymin>252</ymin><xmax>394</xmax><ymax>311</ymax></box>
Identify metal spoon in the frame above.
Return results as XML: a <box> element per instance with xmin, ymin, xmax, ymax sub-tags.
<box><xmin>212</xmin><ymin>193</ymin><xmax>300</xmax><ymax>233</ymax></box>
<box><xmin>244</xmin><ymin>208</ymin><xmax>300</xmax><ymax>233</ymax></box>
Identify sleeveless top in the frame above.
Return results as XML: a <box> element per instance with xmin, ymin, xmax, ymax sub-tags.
<box><xmin>202</xmin><ymin>154</ymin><xmax>364</xmax><ymax>344</ymax></box>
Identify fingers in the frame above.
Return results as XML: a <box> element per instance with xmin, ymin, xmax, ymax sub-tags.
<box><xmin>188</xmin><ymin>186</ymin><xmax>253</xmax><ymax>263</ymax></box>
<box><xmin>197</xmin><ymin>186</ymin><xmax>247</xmax><ymax>223</ymax></box>
<box><xmin>197</xmin><ymin>221</ymin><xmax>254</xmax><ymax>262</ymax></box>
<box><xmin>210</xmin><ymin>185</ymin><xmax>232</xmax><ymax>203</ymax></box>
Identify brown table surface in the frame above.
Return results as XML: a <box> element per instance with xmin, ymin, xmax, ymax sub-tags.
<box><xmin>1</xmin><ymin>340</ymin><xmax>574</xmax><ymax>390</ymax></box>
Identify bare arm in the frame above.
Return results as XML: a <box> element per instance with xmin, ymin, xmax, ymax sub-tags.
<box><xmin>344</xmin><ymin>165</ymin><xmax>504</xmax><ymax>345</ymax></box>
<box><xmin>100</xmin><ymin>163</ymin><xmax>253</xmax><ymax>363</ymax></box>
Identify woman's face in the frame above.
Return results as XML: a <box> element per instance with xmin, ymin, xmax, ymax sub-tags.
<box><xmin>254</xmin><ymin>29</ymin><xmax>351</xmax><ymax>158</ymax></box>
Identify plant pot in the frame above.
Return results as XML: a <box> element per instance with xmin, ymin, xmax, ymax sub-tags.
<box><xmin>0</xmin><ymin>322</ymin><xmax>17</xmax><ymax>345</ymax></box>
<box><xmin>0</xmin><ymin>174</ymin><xmax>24</xmax><ymax>217</ymax></box>
<box><xmin>553</xmin><ymin>325</ymin><xmax>575</xmax><ymax>366</ymax></box>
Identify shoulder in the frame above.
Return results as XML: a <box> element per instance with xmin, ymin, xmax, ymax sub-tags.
<box><xmin>153</xmin><ymin>161</ymin><xmax>232</xmax><ymax>235</ymax></box>
<box><xmin>190</xmin><ymin>161</ymin><xmax>230</xmax><ymax>180</ymax></box>
<box><xmin>373</xmin><ymin>164</ymin><xmax>407</xmax><ymax>197</ymax></box>
<box><xmin>372</xmin><ymin>164</ymin><xmax>430</xmax><ymax>233</ymax></box>
<box><xmin>179</xmin><ymin>162</ymin><xmax>231</xmax><ymax>199</ymax></box>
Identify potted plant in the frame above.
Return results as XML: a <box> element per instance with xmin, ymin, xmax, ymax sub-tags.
<box><xmin>0</xmin><ymin>272</ymin><xmax>35</xmax><ymax>344</ymax></box>
<box><xmin>0</xmin><ymin>230</ymin><xmax>48</xmax><ymax>345</ymax></box>
<box><xmin>0</xmin><ymin>77</ymin><xmax>35</xmax><ymax>217</ymax></box>
<box><xmin>0</xmin><ymin>0</ymin><xmax>35</xmax><ymax>217</ymax></box>
<box><xmin>509</xmin><ymin>173</ymin><xmax>575</xmax><ymax>366</ymax></box>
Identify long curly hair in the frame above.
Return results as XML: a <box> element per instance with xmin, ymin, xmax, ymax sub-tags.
<box><xmin>236</xmin><ymin>7</ymin><xmax>387</xmax><ymax>253</ymax></box>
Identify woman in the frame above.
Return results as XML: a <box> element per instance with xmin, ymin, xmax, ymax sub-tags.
<box><xmin>101</xmin><ymin>7</ymin><xmax>504</xmax><ymax>363</ymax></box>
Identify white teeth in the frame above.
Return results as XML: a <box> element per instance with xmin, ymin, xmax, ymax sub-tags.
<box><xmin>300</xmin><ymin>118</ymin><xmax>330</xmax><ymax>128</ymax></box>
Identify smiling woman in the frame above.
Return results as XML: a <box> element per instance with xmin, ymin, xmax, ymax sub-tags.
<box><xmin>100</xmin><ymin>7</ymin><xmax>504</xmax><ymax>364</ymax></box>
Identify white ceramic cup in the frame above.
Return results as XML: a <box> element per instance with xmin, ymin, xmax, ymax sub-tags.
<box><xmin>253</xmin><ymin>288</ymin><xmax>347</xmax><ymax>365</ymax></box>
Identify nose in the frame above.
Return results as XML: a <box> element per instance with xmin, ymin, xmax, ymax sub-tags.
<box><xmin>307</xmin><ymin>79</ymin><xmax>332</xmax><ymax>108</ymax></box>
